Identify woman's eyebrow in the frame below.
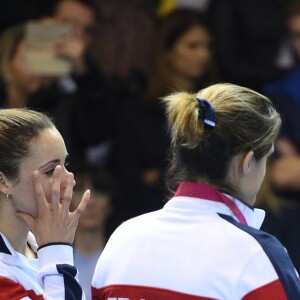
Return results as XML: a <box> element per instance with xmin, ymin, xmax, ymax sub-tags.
<box><xmin>39</xmin><ymin>159</ymin><xmax>61</xmax><ymax>170</ymax></box>
<box><xmin>39</xmin><ymin>154</ymin><xmax>69</xmax><ymax>170</ymax></box>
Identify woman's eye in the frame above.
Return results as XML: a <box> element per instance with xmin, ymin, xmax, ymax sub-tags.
<box><xmin>44</xmin><ymin>159</ymin><xmax>69</xmax><ymax>176</ymax></box>
<box><xmin>45</xmin><ymin>169</ymin><xmax>55</xmax><ymax>176</ymax></box>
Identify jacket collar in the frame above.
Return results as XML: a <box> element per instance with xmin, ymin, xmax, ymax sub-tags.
<box><xmin>166</xmin><ymin>181</ymin><xmax>265</xmax><ymax>229</ymax></box>
<box><xmin>0</xmin><ymin>232</ymin><xmax>38</xmax><ymax>270</ymax></box>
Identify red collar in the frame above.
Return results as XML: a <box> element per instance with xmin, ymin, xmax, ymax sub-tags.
<box><xmin>175</xmin><ymin>181</ymin><xmax>248</xmax><ymax>225</ymax></box>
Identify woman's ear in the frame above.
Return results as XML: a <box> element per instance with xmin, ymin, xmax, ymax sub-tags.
<box><xmin>0</xmin><ymin>172</ymin><xmax>12</xmax><ymax>196</ymax></box>
<box><xmin>241</xmin><ymin>151</ymin><xmax>255</xmax><ymax>175</ymax></box>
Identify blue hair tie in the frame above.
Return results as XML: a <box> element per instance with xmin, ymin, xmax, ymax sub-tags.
<box><xmin>196</xmin><ymin>98</ymin><xmax>216</xmax><ymax>127</ymax></box>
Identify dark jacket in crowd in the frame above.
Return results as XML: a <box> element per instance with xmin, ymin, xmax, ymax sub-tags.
<box><xmin>209</xmin><ymin>0</ymin><xmax>289</xmax><ymax>90</ymax></box>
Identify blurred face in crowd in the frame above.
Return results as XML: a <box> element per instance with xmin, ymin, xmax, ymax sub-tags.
<box><xmin>55</xmin><ymin>0</ymin><xmax>96</xmax><ymax>47</ymax></box>
<box><xmin>288</xmin><ymin>14</ymin><xmax>300</xmax><ymax>57</ymax></box>
<box><xmin>9</xmin><ymin>40</ymin><xmax>47</xmax><ymax>95</ymax></box>
<box><xmin>166</xmin><ymin>25</ymin><xmax>211</xmax><ymax>79</ymax></box>
<box><xmin>73</xmin><ymin>175</ymin><xmax>112</xmax><ymax>230</ymax></box>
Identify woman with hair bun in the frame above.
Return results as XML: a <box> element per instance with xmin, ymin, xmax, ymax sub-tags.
<box><xmin>92</xmin><ymin>83</ymin><xmax>300</xmax><ymax>299</ymax></box>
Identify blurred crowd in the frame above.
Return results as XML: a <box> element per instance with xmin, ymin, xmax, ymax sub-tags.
<box><xmin>1</xmin><ymin>0</ymin><xmax>300</xmax><ymax>297</ymax></box>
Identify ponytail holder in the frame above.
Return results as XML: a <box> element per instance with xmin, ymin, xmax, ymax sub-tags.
<box><xmin>196</xmin><ymin>98</ymin><xmax>216</xmax><ymax>127</ymax></box>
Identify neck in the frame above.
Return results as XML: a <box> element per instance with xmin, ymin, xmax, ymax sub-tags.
<box><xmin>168</xmin><ymin>72</ymin><xmax>196</xmax><ymax>93</ymax></box>
<box><xmin>74</xmin><ymin>226</ymin><xmax>106</xmax><ymax>256</ymax></box>
<box><xmin>0</xmin><ymin>199</ymin><xmax>29</xmax><ymax>254</ymax></box>
<box><xmin>6</xmin><ymin>84</ymin><xmax>29</xmax><ymax>108</ymax></box>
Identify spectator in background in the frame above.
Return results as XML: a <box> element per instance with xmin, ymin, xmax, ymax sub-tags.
<box><xmin>146</xmin><ymin>9</ymin><xmax>217</xmax><ymax>100</ymax></box>
<box><xmin>89</xmin><ymin>0</ymin><xmax>157</xmax><ymax>93</ymax></box>
<box><xmin>71</xmin><ymin>167</ymin><xmax>117</xmax><ymax>300</ymax></box>
<box><xmin>209</xmin><ymin>0</ymin><xmax>293</xmax><ymax>91</ymax></box>
<box><xmin>41</xmin><ymin>0</ymin><xmax>118</xmax><ymax>170</ymax></box>
<box><xmin>53</xmin><ymin>0</ymin><xmax>97</xmax><ymax>77</ymax></box>
<box><xmin>258</xmin><ymin>0</ymin><xmax>300</xmax><ymax>272</ymax></box>
<box><xmin>0</xmin><ymin>1</ymin><xmax>119</xmax><ymax>171</ymax></box>
<box><xmin>111</xmin><ymin>9</ymin><xmax>216</xmax><ymax>218</ymax></box>
<box><xmin>0</xmin><ymin>23</ymin><xmax>77</xmax><ymax>167</ymax></box>
<box><xmin>0</xmin><ymin>24</ymin><xmax>50</xmax><ymax>108</ymax></box>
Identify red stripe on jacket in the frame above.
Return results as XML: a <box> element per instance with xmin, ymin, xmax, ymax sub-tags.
<box><xmin>92</xmin><ymin>280</ymin><xmax>289</xmax><ymax>300</ymax></box>
<box><xmin>0</xmin><ymin>276</ymin><xmax>43</xmax><ymax>300</ymax></box>
<box><xmin>92</xmin><ymin>284</ymin><xmax>216</xmax><ymax>300</ymax></box>
<box><xmin>242</xmin><ymin>279</ymin><xmax>287</xmax><ymax>300</ymax></box>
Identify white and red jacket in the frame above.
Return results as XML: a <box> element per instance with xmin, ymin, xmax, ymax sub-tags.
<box><xmin>0</xmin><ymin>232</ymin><xmax>85</xmax><ymax>299</ymax></box>
<box><xmin>92</xmin><ymin>182</ymin><xmax>300</xmax><ymax>300</ymax></box>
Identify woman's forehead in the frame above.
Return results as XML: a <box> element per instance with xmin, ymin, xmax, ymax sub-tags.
<box><xmin>24</xmin><ymin>128</ymin><xmax>67</xmax><ymax>166</ymax></box>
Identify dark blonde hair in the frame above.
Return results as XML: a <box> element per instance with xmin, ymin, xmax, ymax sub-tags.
<box><xmin>0</xmin><ymin>24</ymin><xmax>25</xmax><ymax>76</ymax></box>
<box><xmin>163</xmin><ymin>83</ymin><xmax>281</xmax><ymax>197</ymax></box>
<box><xmin>0</xmin><ymin>108</ymin><xmax>55</xmax><ymax>180</ymax></box>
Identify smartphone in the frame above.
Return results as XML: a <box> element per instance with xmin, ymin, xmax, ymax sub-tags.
<box><xmin>25</xmin><ymin>21</ymin><xmax>72</xmax><ymax>76</ymax></box>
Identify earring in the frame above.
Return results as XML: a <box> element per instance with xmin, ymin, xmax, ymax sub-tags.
<box><xmin>6</xmin><ymin>194</ymin><xmax>9</xmax><ymax>201</ymax></box>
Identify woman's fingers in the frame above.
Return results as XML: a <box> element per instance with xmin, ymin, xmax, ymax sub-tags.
<box><xmin>61</xmin><ymin>172</ymin><xmax>74</xmax><ymax>211</ymax></box>
<box><xmin>33</xmin><ymin>170</ymin><xmax>48</xmax><ymax>213</ymax></box>
<box><xmin>55</xmin><ymin>37</ymin><xmax>85</xmax><ymax>60</ymax></box>
<box><xmin>73</xmin><ymin>189</ymin><xmax>90</xmax><ymax>222</ymax></box>
<box><xmin>51</xmin><ymin>166</ymin><xmax>62</xmax><ymax>211</ymax></box>
<box><xmin>31</xmin><ymin>166</ymin><xmax>91</xmax><ymax>245</ymax></box>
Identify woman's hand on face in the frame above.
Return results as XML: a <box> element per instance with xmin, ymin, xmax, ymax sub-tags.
<box><xmin>16</xmin><ymin>165</ymin><xmax>90</xmax><ymax>247</ymax></box>
<box><xmin>55</xmin><ymin>36</ymin><xmax>87</xmax><ymax>75</ymax></box>
<box><xmin>55</xmin><ymin>36</ymin><xmax>86</xmax><ymax>61</ymax></box>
